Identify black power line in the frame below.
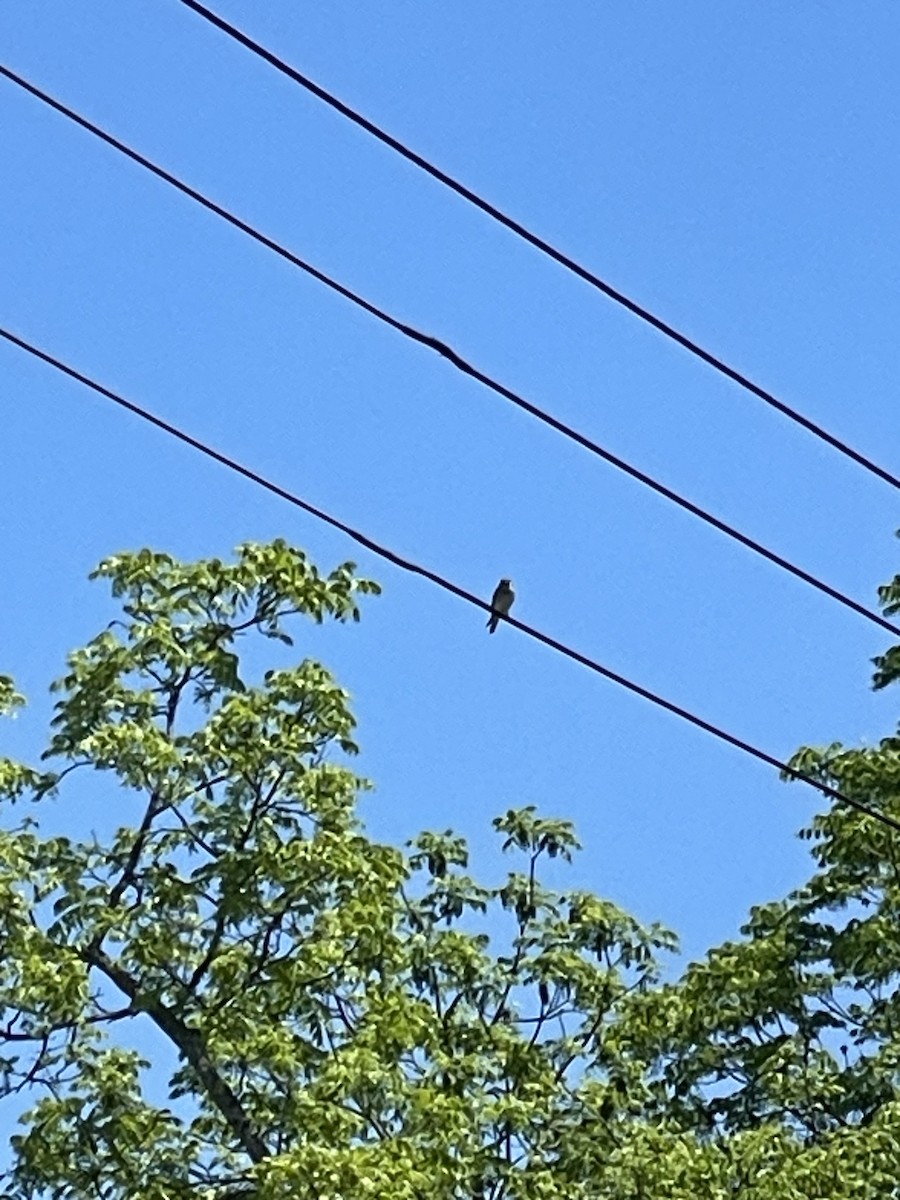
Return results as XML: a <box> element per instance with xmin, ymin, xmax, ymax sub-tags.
<box><xmin>3</xmin><ymin>322</ymin><xmax>897</xmax><ymax>836</ymax></box>
<box><xmin>1</xmin><ymin>63</ymin><xmax>897</xmax><ymax>645</ymax></box>
<box><xmin>176</xmin><ymin>0</ymin><xmax>900</xmax><ymax>495</ymax></box>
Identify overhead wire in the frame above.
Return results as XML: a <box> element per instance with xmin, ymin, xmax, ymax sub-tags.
<box><xmin>3</xmin><ymin>322</ymin><xmax>898</xmax><ymax>836</ymax></box>
<box><xmin>175</xmin><ymin>0</ymin><xmax>900</xmax><ymax>494</ymax></box>
<box><xmin>1</xmin><ymin>63</ymin><xmax>897</xmax><ymax>643</ymax></box>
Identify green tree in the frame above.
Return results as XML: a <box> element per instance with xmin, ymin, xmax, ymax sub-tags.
<box><xmin>1</xmin><ymin>541</ymin><xmax>899</xmax><ymax>1199</ymax></box>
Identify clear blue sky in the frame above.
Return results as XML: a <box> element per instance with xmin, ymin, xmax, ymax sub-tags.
<box><xmin>2</xmin><ymin>0</ymin><xmax>900</xmax><ymax>1005</ymax></box>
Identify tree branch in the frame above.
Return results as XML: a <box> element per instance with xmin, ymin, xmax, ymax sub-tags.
<box><xmin>83</xmin><ymin>943</ymin><xmax>269</xmax><ymax>1164</ymax></box>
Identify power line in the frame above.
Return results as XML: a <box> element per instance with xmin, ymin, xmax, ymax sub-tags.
<box><xmin>3</xmin><ymin>322</ymin><xmax>897</xmax><ymax>836</ymax></box>
<box><xmin>175</xmin><ymin>0</ymin><xmax>900</xmax><ymax>495</ymax></box>
<box><xmin>2</xmin><ymin>64</ymin><xmax>897</xmax><ymax>646</ymax></box>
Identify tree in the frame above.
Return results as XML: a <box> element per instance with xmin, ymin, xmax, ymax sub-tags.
<box><xmin>1</xmin><ymin>540</ymin><xmax>899</xmax><ymax>1199</ymax></box>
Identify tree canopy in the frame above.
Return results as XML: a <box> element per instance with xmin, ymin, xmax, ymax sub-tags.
<box><xmin>2</xmin><ymin>540</ymin><xmax>899</xmax><ymax>1198</ymax></box>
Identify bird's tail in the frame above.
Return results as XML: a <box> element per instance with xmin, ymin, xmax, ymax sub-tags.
<box><xmin>486</xmin><ymin>613</ymin><xmax>498</xmax><ymax>633</ymax></box>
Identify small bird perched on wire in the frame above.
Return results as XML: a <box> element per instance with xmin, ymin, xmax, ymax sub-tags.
<box><xmin>486</xmin><ymin>578</ymin><xmax>515</xmax><ymax>633</ymax></box>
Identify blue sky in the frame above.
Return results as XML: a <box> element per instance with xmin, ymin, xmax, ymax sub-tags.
<box><xmin>2</xmin><ymin>0</ymin><xmax>900</xmax><ymax>1035</ymax></box>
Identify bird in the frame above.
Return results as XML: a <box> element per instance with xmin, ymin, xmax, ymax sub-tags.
<box><xmin>486</xmin><ymin>578</ymin><xmax>515</xmax><ymax>633</ymax></box>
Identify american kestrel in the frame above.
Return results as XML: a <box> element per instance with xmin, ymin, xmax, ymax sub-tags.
<box><xmin>486</xmin><ymin>578</ymin><xmax>515</xmax><ymax>633</ymax></box>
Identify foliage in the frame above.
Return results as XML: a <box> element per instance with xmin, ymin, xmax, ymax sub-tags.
<box><xmin>1</xmin><ymin>541</ymin><xmax>899</xmax><ymax>1198</ymax></box>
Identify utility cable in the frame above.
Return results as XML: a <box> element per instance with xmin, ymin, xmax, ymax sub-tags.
<box><xmin>2</xmin><ymin>323</ymin><xmax>898</xmax><ymax>835</ymax></box>
<box><xmin>175</xmin><ymin>0</ymin><xmax>900</xmax><ymax>494</ymax></box>
<box><xmin>1</xmin><ymin>63</ymin><xmax>897</xmax><ymax>642</ymax></box>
